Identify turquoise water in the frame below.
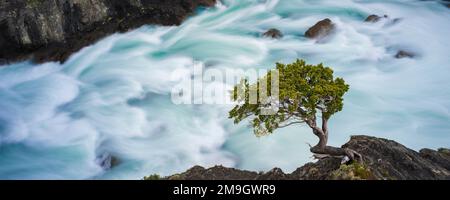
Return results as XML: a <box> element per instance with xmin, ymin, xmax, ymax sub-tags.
<box><xmin>0</xmin><ymin>0</ymin><xmax>449</xmax><ymax>179</ymax></box>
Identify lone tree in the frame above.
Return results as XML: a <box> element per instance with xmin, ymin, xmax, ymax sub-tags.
<box><xmin>229</xmin><ymin>59</ymin><xmax>361</xmax><ymax>162</ymax></box>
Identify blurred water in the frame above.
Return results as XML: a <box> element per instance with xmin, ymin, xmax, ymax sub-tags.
<box><xmin>0</xmin><ymin>0</ymin><xmax>449</xmax><ymax>179</ymax></box>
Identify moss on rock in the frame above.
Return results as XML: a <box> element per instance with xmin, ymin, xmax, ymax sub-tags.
<box><xmin>330</xmin><ymin>162</ymin><xmax>374</xmax><ymax>180</ymax></box>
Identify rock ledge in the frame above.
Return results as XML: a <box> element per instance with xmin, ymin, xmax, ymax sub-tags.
<box><xmin>152</xmin><ymin>136</ymin><xmax>449</xmax><ymax>180</ymax></box>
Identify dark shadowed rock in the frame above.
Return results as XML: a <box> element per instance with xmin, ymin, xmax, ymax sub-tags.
<box><xmin>420</xmin><ymin>148</ymin><xmax>450</xmax><ymax>171</ymax></box>
<box><xmin>156</xmin><ymin>135</ymin><xmax>449</xmax><ymax>180</ymax></box>
<box><xmin>97</xmin><ymin>153</ymin><xmax>121</xmax><ymax>170</ymax></box>
<box><xmin>256</xmin><ymin>168</ymin><xmax>288</xmax><ymax>180</ymax></box>
<box><xmin>365</xmin><ymin>15</ymin><xmax>381</xmax><ymax>22</ymax></box>
<box><xmin>395</xmin><ymin>50</ymin><xmax>415</xmax><ymax>59</ymax></box>
<box><xmin>392</xmin><ymin>18</ymin><xmax>402</xmax><ymax>24</ymax></box>
<box><xmin>305</xmin><ymin>18</ymin><xmax>335</xmax><ymax>40</ymax></box>
<box><xmin>166</xmin><ymin>165</ymin><xmax>259</xmax><ymax>180</ymax></box>
<box><xmin>0</xmin><ymin>0</ymin><xmax>216</xmax><ymax>64</ymax></box>
<box><xmin>289</xmin><ymin>157</ymin><xmax>342</xmax><ymax>180</ymax></box>
<box><xmin>339</xmin><ymin>135</ymin><xmax>449</xmax><ymax>180</ymax></box>
<box><xmin>198</xmin><ymin>0</ymin><xmax>217</xmax><ymax>7</ymax></box>
<box><xmin>365</xmin><ymin>14</ymin><xmax>388</xmax><ymax>23</ymax></box>
<box><xmin>263</xmin><ymin>28</ymin><xmax>283</xmax><ymax>39</ymax></box>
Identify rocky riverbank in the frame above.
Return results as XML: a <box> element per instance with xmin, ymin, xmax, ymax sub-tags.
<box><xmin>0</xmin><ymin>0</ymin><xmax>216</xmax><ymax>64</ymax></box>
<box><xmin>146</xmin><ymin>136</ymin><xmax>450</xmax><ymax>180</ymax></box>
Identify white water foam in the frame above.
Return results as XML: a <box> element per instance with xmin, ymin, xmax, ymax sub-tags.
<box><xmin>0</xmin><ymin>0</ymin><xmax>449</xmax><ymax>179</ymax></box>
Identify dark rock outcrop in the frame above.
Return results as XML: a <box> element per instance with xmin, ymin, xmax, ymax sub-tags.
<box><xmin>337</xmin><ymin>135</ymin><xmax>449</xmax><ymax>180</ymax></box>
<box><xmin>395</xmin><ymin>50</ymin><xmax>415</xmax><ymax>59</ymax></box>
<box><xmin>256</xmin><ymin>168</ymin><xmax>288</xmax><ymax>180</ymax></box>
<box><xmin>420</xmin><ymin>148</ymin><xmax>450</xmax><ymax>171</ymax></box>
<box><xmin>0</xmin><ymin>0</ymin><xmax>216</xmax><ymax>64</ymax></box>
<box><xmin>305</xmin><ymin>18</ymin><xmax>335</xmax><ymax>40</ymax></box>
<box><xmin>97</xmin><ymin>153</ymin><xmax>121</xmax><ymax>170</ymax></box>
<box><xmin>289</xmin><ymin>157</ymin><xmax>342</xmax><ymax>180</ymax></box>
<box><xmin>262</xmin><ymin>28</ymin><xmax>283</xmax><ymax>39</ymax></box>
<box><xmin>166</xmin><ymin>165</ymin><xmax>260</xmax><ymax>180</ymax></box>
<box><xmin>158</xmin><ymin>135</ymin><xmax>450</xmax><ymax>180</ymax></box>
<box><xmin>364</xmin><ymin>14</ymin><xmax>389</xmax><ymax>23</ymax></box>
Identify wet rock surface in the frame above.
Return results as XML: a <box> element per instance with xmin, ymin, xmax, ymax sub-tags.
<box><xmin>365</xmin><ymin>14</ymin><xmax>388</xmax><ymax>23</ymax></box>
<box><xmin>97</xmin><ymin>153</ymin><xmax>121</xmax><ymax>170</ymax></box>
<box><xmin>305</xmin><ymin>18</ymin><xmax>335</xmax><ymax>40</ymax></box>
<box><xmin>0</xmin><ymin>0</ymin><xmax>216</xmax><ymax>64</ymax></box>
<box><xmin>395</xmin><ymin>50</ymin><xmax>415</xmax><ymax>58</ymax></box>
<box><xmin>263</xmin><ymin>28</ymin><xmax>283</xmax><ymax>39</ymax></box>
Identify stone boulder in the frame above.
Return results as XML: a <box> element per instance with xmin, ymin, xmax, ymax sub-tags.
<box><xmin>365</xmin><ymin>14</ymin><xmax>388</xmax><ymax>23</ymax></box>
<box><xmin>305</xmin><ymin>18</ymin><xmax>335</xmax><ymax>40</ymax></box>
<box><xmin>166</xmin><ymin>165</ymin><xmax>259</xmax><ymax>180</ymax></box>
<box><xmin>263</xmin><ymin>28</ymin><xmax>283</xmax><ymax>39</ymax></box>
<box><xmin>395</xmin><ymin>50</ymin><xmax>415</xmax><ymax>59</ymax></box>
<box><xmin>97</xmin><ymin>153</ymin><xmax>121</xmax><ymax>170</ymax></box>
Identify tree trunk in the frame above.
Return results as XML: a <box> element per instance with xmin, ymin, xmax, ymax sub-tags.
<box><xmin>308</xmin><ymin>118</ymin><xmax>362</xmax><ymax>162</ymax></box>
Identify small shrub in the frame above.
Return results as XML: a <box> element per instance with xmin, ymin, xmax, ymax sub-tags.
<box><xmin>330</xmin><ymin>162</ymin><xmax>373</xmax><ymax>180</ymax></box>
<box><xmin>144</xmin><ymin>174</ymin><xmax>161</xmax><ymax>180</ymax></box>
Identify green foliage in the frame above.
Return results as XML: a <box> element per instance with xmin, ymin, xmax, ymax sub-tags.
<box><xmin>229</xmin><ymin>59</ymin><xmax>349</xmax><ymax>136</ymax></box>
<box><xmin>330</xmin><ymin>162</ymin><xmax>373</xmax><ymax>180</ymax></box>
<box><xmin>27</xmin><ymin>0</ymin><xmax>44</xmax><ymax>7</ymax></box>
<box><xmin>438</xmin><ymin>148</ymin><xmax>450</xmax><ymax>156</ymax></box>
<box><xmin>143</xmin><ymin>174</ymin><xmax>161</xmax><ymax>180</ymax></box>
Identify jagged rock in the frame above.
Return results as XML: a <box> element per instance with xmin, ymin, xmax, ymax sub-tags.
<box><xmin>340</xmin><ymin>135</ymin><xmax>449</xmax><ymax>179</ymax></box>
<box><xmin>97</xmin><ymin>153</ymin><xmax>121</xmax><ymax>170</ymax></box>
<box><xmin>365</xmin><ymin>14</ymin><xmax>388</xmax><ymax>23</ymax></box>
<box><xmin>198</xmin><ymin>0</ymin><xmax>217</xmax><ymax>7</ymax></box>
<box><xmin>166</xmin><ymin>165</ymin><xmax>259</xmax><ymax>180</ymax></box>
<box><xmin>290</xmin><ymin>157</ymin><xmax>341</xmax><ymax>180</ymax></box>
<box><xmin>263</xmin><ymin>28</ymin><xmax>283</xmax><ymax>39</ymax></box>
<box><xmin>256</xmin><ymin>168</ymin><xmax>288</xmax><ymax>180</ymax></box>
<box><xmin>156</xmin><ymin>135</ymin><xmax>450</xmax><ymax>180</ymax></box>
<box><xmin>420</xmin><ymin>148</ymin><xmax>450</xmax><ymax>171</ymax></box>
<box><xmin>365</xmin><ymin>15</ymin><xmax>380</xmax><ymax>22</ymax></box>
<box><xmin>305</xmin><ymin>18</ymin><xmax>335</xmax><ymax>40</ymax></box>
<box><xmin>0</xmin><ymin>0</ymin><xmax>216</xmax><ymax>64</ymax></box>
<box><xmin>395</xmin><ymin>50</ymin><xmax>415</xmax><ymax>59</ymax></box>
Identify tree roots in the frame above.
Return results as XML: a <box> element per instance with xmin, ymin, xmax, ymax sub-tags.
<box><xmin>310</xmin><ymin>145</ymin><xmax>362</xmax><ymax>164</ymax></box>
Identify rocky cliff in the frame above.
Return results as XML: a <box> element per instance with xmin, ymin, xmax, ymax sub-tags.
<box><xmin>151</xmin><ymin>136</ymin><xmax>450</xmax><ymax>180</ymax></box>
<box><xmin>0</xmin><ymin>0</ymin><xmax>216</xmax><ymax>64</ymax></box>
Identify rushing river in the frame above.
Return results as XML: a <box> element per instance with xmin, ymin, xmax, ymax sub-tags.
<box><xmin>0</xmin><ymin>0</ymin><xmax>449</xmax><ymax>179</ymax></box>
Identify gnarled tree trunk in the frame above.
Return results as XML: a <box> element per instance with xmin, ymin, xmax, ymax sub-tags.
<box><xmin>307</xmin><ymin>117</ymin><xmax>362</xmax><ymax>162</ymax></box>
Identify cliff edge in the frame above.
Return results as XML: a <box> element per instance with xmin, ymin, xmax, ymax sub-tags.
<box><xmin>149</xmin><ymin>136</ymin><xmax>449</xmax><ymax>180</ymax></box>
<box><xmin>0</xmin><ymin>0</ymin><xmax>216</xmax><ymax>64</ymax></box>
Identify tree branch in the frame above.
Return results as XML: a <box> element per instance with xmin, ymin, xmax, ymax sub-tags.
<box><xmin>278</xmin><ymin>121</ymin><xmax>306</xmax><ymax>128</ymax></box>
